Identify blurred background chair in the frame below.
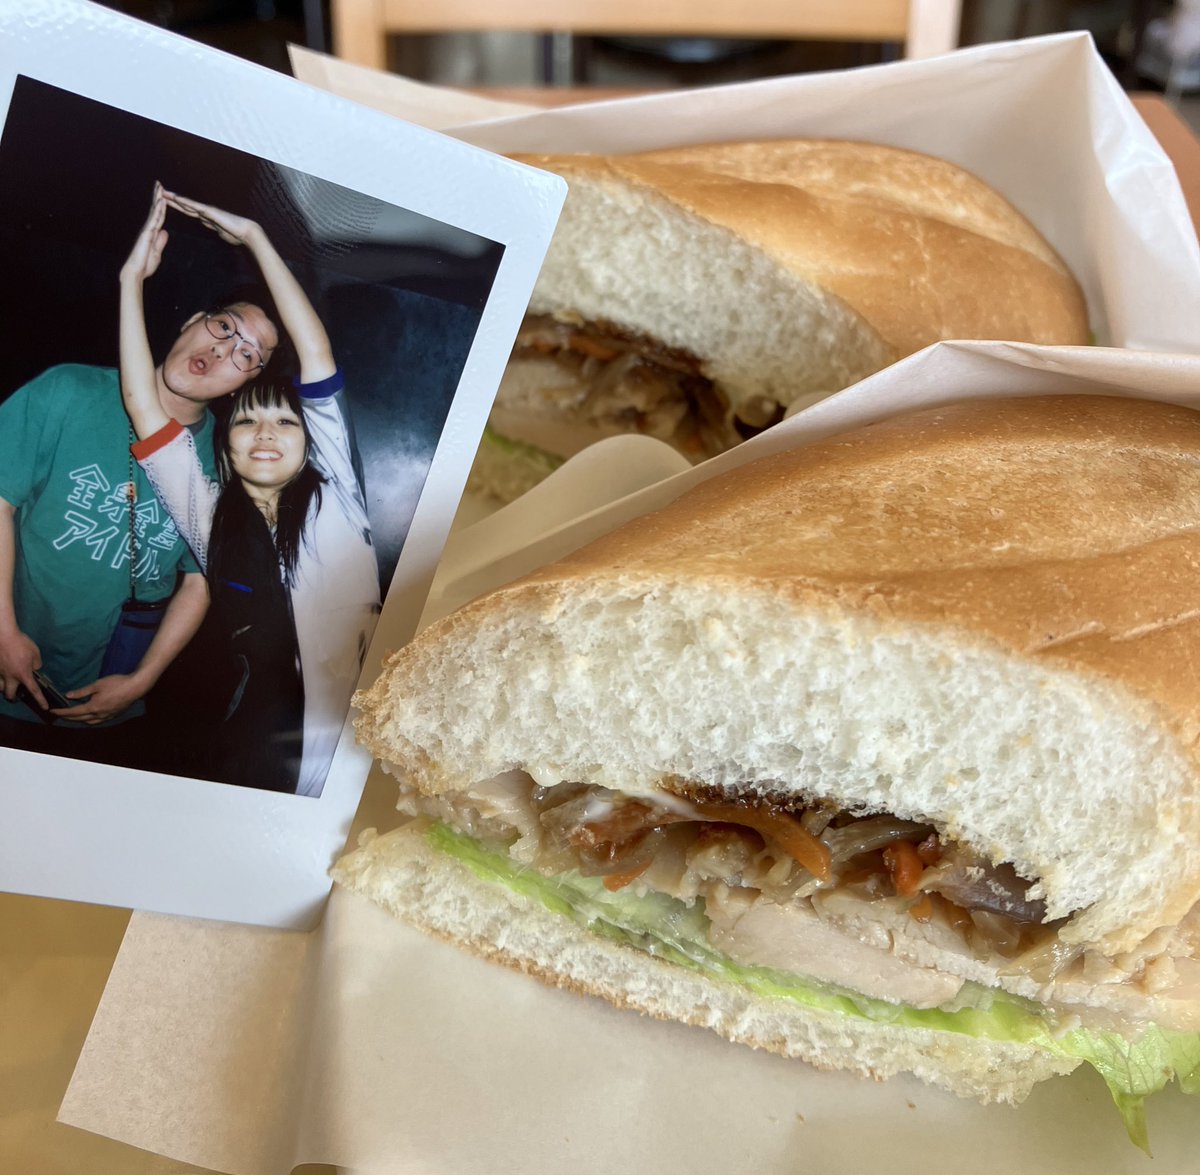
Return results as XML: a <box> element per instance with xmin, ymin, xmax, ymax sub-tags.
<box><xmin>329</xmin><ymin>0</ymin><xmax>963</xmax><ymax>82</ymax></box>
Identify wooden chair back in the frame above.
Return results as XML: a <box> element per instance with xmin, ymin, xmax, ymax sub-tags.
<box><xmin>331</xmin><ymin>0</ymin><xmax>962</xmax><ymax>74</ymax></box>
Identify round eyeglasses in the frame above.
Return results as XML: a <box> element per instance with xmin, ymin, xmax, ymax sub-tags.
<box><xmin>205</xmin><ymin>312</ymin><xmax>266</xmax><ymax>374</ymax></box>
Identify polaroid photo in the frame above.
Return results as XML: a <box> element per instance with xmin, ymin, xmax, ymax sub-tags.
<box><xmin>0</xmin><ymin>0</ymin><xmax>565</xmax><ymax>927</ymax></box>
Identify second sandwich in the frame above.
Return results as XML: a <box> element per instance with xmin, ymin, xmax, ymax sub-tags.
<box><xmin>472</xmin><ymin>139</ymin><xmax>1090</xmax><ymax>500</ymax></box>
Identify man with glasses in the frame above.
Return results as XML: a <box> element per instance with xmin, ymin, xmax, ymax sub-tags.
<box><xmin>0</xmin><ymin>202</ymin><xmax>280</xmax><ymax>766</ymax></box>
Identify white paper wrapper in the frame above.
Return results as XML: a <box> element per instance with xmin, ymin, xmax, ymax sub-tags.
<box><xmin>62</xmin><ymin>44</ymin><xmax>1200</xmax><ymax>1175</ymax></box>
<box><xmin>290</xmin><ymin>33</ymin><xmax>1200</xmax><ymax>356</ymax></box>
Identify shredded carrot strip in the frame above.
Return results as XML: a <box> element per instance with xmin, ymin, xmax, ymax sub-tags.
<box><xmin>883</xmin><ymin>840</ymin><xmax>925</xmax><ymax>896</ymax></box>
<box><xmin>602</xmin><ymin>861</ymin><xmax>652</xmax><ymax>891</ymax></box>
<box><xmin>696</xmin><ymin>802</ymin><xmax>832</xmax><ymax>883</ymax></box>
<box><xmin>931</xmin><ymin>892</ymin><xmax>974</xmax><ymax>933</ymax></box>
<box><xmin>569</xmin><ymin>333</ymin><xmax>619</xmax><ymax>361</ymax></box>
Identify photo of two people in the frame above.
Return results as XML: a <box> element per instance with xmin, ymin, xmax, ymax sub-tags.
<box><xmin>0</xmin><ymin>76</ymin><xmax>504</xmax><ymax>800</ymax></box>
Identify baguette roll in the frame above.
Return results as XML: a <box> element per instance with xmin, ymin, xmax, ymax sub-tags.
<box><xmin>347</xmin><ymin>395</ymin><xmax>1200</xmax><ymax>1123</ymax></box>
<box><xmin>473</xmin><ymin>140</ymin><xmax>1090</xmax><ymax>499</ymax></box>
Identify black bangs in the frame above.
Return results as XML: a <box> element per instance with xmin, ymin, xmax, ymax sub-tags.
<box><xmin>227</xmin><ymin>378</ymin><xmax>300</xmax><ymax>418</ymax></box>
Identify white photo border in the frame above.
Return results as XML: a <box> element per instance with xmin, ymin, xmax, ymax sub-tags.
<box><xmin>0</xmin><ymin>0</ymin><xmax>565</xmax><ymax>927</ymax></box>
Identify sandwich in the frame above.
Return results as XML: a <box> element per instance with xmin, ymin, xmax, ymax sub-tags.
<box><xmin>468</xmin><ymin>140</ymin><xmax>1090</xmax><ymax>502</ymax></box>
<box><xmin>341</xmin><ymin>394</ymin><xmax>1200</xmax><ymax>1147</ymax></box>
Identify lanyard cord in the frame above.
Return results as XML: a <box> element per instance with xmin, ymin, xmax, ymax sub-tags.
<box><xmin>126</xmin><ymin>428</ymin><xmax>140</xmax><ymax>605</ymax></box>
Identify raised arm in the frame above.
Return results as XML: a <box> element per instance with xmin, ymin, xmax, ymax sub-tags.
<box><xmin>164</xmin><ymin>191</ymin><xmax>336</xmax><ymax>384</ymax></box>
<box><xmin>119</xmin><ymin>184</ymin><xmax>172</xmax><ymax>440</ymax></box>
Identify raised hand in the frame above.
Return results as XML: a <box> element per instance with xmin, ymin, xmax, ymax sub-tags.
<box><xmin>164</xmin><ymin>189</ymin><xmax>336</xmax><ymax>383</ymax></box>
<box><xmin>163</xmin><ymin>190</ymin><xmax>261</xmax><ymax>248</ymax></box>
<box><xmin>120</xmin><ymin>181</ymin><xmax>169</xmax><ymax>284</ymax></box>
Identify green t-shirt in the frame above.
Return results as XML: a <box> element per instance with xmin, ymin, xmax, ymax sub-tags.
<box><xmin>0</xmin><ymin>364</ymin><xmax>215</xmax><ymax>720</ymax></box>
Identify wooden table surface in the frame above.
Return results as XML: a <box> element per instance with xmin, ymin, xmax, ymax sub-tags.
<box><xmin>4</xmin><ymin>84</ymin><xmax>1199</xmax><ymax>1175</ymax></box>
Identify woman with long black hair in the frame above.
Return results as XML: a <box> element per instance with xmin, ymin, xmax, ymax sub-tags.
<box><xmin>119</xmin><ymin>183</ymin><xmax>380</xmax><ymax>796</ymax></box>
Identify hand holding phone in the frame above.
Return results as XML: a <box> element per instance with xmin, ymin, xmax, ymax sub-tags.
<box><xmin>33</xmin><ymin>669</ymin><xmax>73</xmax><ymax>709</ymax></box>
<box><xmin>17</xmin><ymin>669</ymin><xmax>75</xmax><ymax>723</ymax></box>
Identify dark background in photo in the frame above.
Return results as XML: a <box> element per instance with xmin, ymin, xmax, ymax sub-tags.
<box><xmin>0</xmin><ymin>73</ymin><xmax>506</xmax><ymax>588</ymax></box>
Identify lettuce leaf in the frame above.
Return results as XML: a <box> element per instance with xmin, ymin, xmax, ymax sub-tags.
<box><xmin>1062</xmin><ymin>1026</ymin><xmax>1200</xmax><ymax>1151</ymax></box>
<box><xmin>479</xmin><ymin>425</ymin><xmax>563</xmax><ymax>469</ymax></box>
<box><xmin>428</xmin><ymin>821</ymin><xmax>1199</xmax><ymax>1149</ymax></box>
<box><xmin>468</xmin><ymin>427</ymin><xmax>565</xmax><ymax>503</ymax></box>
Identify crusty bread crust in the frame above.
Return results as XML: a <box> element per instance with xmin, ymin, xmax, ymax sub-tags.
<box><xmin>357</xmin><ymin>395</ymin><xmax>1200</xmax><ymax>956</ymax></box>
<box><xmin>516</xmin><ymin>140</ymin><xmax>1089</xmax><ymax>418</ymax></box>
<box><xmin>334</xmin><ymin>822</ymin><xmax>1080</xmax><ymax>1104</ymax></box>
